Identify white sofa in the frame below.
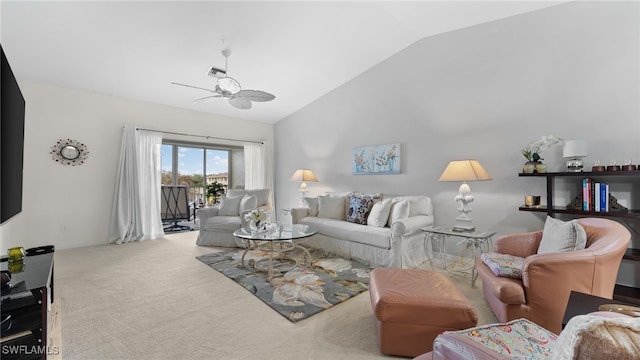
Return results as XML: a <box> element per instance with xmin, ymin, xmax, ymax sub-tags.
<box><xmin>196</xmin><ymin>189</ymin><xmax>271</xmax><ymax>247</ymax></box>
<box><xmin>291</xmin><ymin>193</ymin><xmax>434</xmax><ymax>268</ymax></box>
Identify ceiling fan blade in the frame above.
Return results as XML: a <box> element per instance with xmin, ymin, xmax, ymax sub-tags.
<box><xmin>171</xmin><ymin>82</ymin><xmax>218</xmax><ymax>93</ymax></box>
<box><xmin>193</xmin><ymin>95</ymin><xmax>221</xmax><ymax>103</ymax></box>
<box><xmin>228</xmin><ymin>97</ymin><xmax>252</xmax><ymax>110</ymax></box>
<box><xmin>235</xmin><ymin>90</ymin><xmax>275</xmax><ymax>102</ymax></box>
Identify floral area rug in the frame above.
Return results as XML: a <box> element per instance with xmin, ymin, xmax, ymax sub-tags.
<box><xmin>196</xmin><ymin>246</ymin><xmax>371</xmax><ymax>322</ymax></box>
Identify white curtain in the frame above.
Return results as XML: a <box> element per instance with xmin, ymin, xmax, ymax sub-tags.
<box><xmin>244</xmin><ymin>141</ymin><xmax>275</xmax><ymax>208</ymax></box>
<box><xmin>108</xmin><ymin>126</ymin><xmax>164</xmax><ymax>244</ymax></box>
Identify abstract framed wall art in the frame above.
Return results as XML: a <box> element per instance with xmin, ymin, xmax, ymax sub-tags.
<box><xmin>352</xmin><ymin>143</ymin><xmax>400</xmax><ymax>175</ymax></box>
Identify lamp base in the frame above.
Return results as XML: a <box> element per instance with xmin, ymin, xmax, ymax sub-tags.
<box><xmin>453</xmin><ymin>183</ymin><xmax>475</xmax><ymax>232</ymax></box>
<box><xmin>453</xmin><ymin>216</ymin><xmax>475</xmax><ymax>232</ymax></box>
<box><xmin>566</xmin><ymin>158</ymin><xmax>584</xmax><ymax>172</ymax></box>
<box><xmin>298</xmin><ymin>189</ymin><xmax>309</xmax><ymax>208</ymax></box>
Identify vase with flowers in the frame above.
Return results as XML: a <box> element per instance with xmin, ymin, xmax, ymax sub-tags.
<box><xmin>244</xmin><ymin>208</ymin><xmax>267</xmax><ymax>234</ymax></box>
<box><xmin>521</xmin><ymin>135</ymin><xmax>563</xmax><ymax>173</ymax></box>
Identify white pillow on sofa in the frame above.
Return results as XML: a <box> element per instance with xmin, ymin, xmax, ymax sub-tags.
<box><xmin>239</xmin><ymin>194</ymin><xmax>257</xmax><ymax>213</ymax></box>
<box><xmin>387</xmin><ymin>200</ymin><xmax>409</xmax><ymax>226</ymax></box>
<box><xmin>367</xmin><ymin>198</ymin><xmax>392</xmax><ymax>227</ymax></box>
<box><xmin>391</xmin><ymin>195</ymin><xmax>429</xmax><ymax>216</ymax></box>
<box><xmin>227</xmin><ymin>189</ymin><xmax>269</xmax><ymax>207</ymax></box>
<box><xmin>218</xmin><ymin>195</ymin><xmax>243</xmax><ymax>216</ymax></box>
<box><xmin>304</xmin><ymin>197</ymin><xmax>319</xmax><ymax>216</ymax></box>
<box><xmin>318</xmin><ymin>195</ymin><xmax>346</xmax><ymax>220</ymax></box>
<box><xmin>538</xmin><ymin>216</ymin><xmax>587</xmax><ymax>254</ymax></box>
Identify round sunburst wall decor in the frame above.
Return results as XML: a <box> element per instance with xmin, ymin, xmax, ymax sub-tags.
<box><xmin>50</xmin><ymin>138</ymin><xmax>89</xmax><ymax>166</ymax></box>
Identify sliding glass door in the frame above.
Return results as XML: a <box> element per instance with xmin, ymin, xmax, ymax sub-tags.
<box><xmin>161</xmin><ymin>143</ymin><xmax>234</xmax><ymax>206</ymax></box>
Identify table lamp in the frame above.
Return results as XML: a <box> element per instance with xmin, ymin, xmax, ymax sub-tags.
<box><xmin>563</xmin><ymin>140</ymin><xmax>587</xmax><ymax>172</ymax></box>
<box><xmin>439</xmin><ymin>160</ymin><xmax>492</xmax><ymax>232</ymax></box>
<box><xmin>289</xmin><ymin>169</ymin><xmax>318</xmax><ymax>207</ymax></box>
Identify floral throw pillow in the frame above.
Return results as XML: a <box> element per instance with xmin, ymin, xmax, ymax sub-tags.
<box><xmin>481</xmin><ymin>252</ymin><xmax>525</xmax><ymax>279</ymax></box>
<box><xmin>435</xmin><ymin>318</ymin><xmax>557</xmax><ymax>359</ymax></box>
<box><xmin>346</xmin><ymin>195</ymin><xmax>375</xmax><ymax>225</ymax></box>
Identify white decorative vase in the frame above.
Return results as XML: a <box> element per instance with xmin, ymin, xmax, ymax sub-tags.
<box><xmin>250</xmin><ymin>220</ymin><xmax>261</xmax><ymax>232</ymax></box>
<box><xmin>535</xmin><ymin>163</ymin><xmax>547</xmax><ymax>173</ymax></box>
<box><xmin>523</xmin><ymin>162</ymin><xmax>536</xmax><ymax>174</ymax></box>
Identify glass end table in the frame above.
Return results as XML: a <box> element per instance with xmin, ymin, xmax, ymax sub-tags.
<box><xmin>421</xmin><ymin>226</ymin><xmax>496</xmax><ymax>287</ymax></box>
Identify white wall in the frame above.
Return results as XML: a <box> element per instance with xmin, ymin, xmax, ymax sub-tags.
<box><xmin>0</xmin><ymin>82</ymin><xmax>273</xmax><ymax>251</ymax></box>
<box><xmin>274</xmin><ymin>2</ymin><xmax>640</xmax><ymax>284</ymax></box>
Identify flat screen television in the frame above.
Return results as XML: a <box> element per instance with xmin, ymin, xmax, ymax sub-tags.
<box><xmin>1</xmin><ymin>44</ymin><xmax>26</xmax><ymax>224</ymax></box>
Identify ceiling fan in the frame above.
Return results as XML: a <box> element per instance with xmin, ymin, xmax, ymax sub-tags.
<box><xmin>172</xmin><ymin>49</ymin><xmax>275</xmax><ymax>110</ymax></box>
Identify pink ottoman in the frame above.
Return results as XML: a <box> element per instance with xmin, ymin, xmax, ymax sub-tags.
<box><xmin>369</xmin><ymin>268</ymin><xmax>478</xmax><ymax>357</ymax></box>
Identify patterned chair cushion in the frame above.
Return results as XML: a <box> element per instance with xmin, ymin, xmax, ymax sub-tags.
<box><xmin>481</xmin><ymin>252</ymin><xmax>525</xmax><ymax>279</ymax></box>
<box><xmin>433</xmin><ymin>318</ymin><xmax>557</xmax><ymax>359</ymax></box>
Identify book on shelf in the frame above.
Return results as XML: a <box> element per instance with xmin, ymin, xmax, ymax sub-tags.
<box><xmin>595</xmin><ymin>182</ymin><xmax>601</xmax><ymax>212</ymax></box>
<box><xmin>582</xmin><ymin>178</ymin><xmax>610</xmax><ymax>213</ymax></box>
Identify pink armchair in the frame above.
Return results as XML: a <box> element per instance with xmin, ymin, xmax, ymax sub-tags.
<box><xmin>475</xmin><ymin>217</ymin><xmax>630</xmax><ymax>334</ymax></box>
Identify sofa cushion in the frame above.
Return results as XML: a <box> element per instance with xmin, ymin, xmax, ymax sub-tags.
<box><xmin>227</xmin><ymin>189</ymin><xmax>269</xmax><ymax>207</ymax></box>
<box><xmin>538</xmin><ymin>216</ymin><xmax>587</xmax><ymax>254</ymax></box>
<box><xmin>476</xmin><ymin>257</ymin><xmax>527</xmax><ymax>305</ymax></box>
<box><xmin>346</xmin><ymin>195</ymin><xmax>375</xmax><ymax>225</ymax></box>
<box><xmin>299</xmin><ymin>217</ymin><xmax>390</xmax><ymax>249</ymax></box>
<box><xmin>239</xmin><ymin>194</ymin><xmax>257</xmax><ymax>214</ymax></box>
<box><xmin>318</xmin><ymin>194</ymin><xmax>346</xmax><ymax>220</ymax></box>
<box><xmin>387</xmin><ymin>200</ymin><xmax>409</xmax><ymax>226</ymax></box>
<box><xmin>349</xmin><ymin>222</ymin><xmax>392</xmax><ymax>248</ymax></box>
<box><xmin>320</xmin><ymin>192</ymin><xmax>354</xmax><ymax>217</ymax></box>
<box><xmin>304</xmin><ymin>197</ymin><xmax>319</xmax><ymax>216</ymax></box>
<box><xmin>388</xmin><ymin>195</ymin><xmax>429</xmax><ymax>217</ymax></box>
<box><xmin>368</xmin><ymin>198</ymin><xmax>393</xmax><ymax>228</ymax></box>
<box><xmin>203</xmin><ymin>216</ymin><xmax>241</xmax><ymax>231</ymax></box>
<box><xmin>218</xmin><ymin>195</ymin><xmax>243</xmax><ymax>216</ymax></box>
<box><xmin>480</xmin><ymin>253</ymin><xmax>525</xmax><ymax>279</ymax></box>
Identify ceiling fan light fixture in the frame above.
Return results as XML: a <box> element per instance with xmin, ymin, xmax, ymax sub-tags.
<box><xmin>217</xmin><ymin>76</ymin><xmax>241</xmax><ymax>95</ymax></box>
<box><xmin>207</xmin><ymin>66</ymin><xmax>226</xmax><ymax>78</ymax></box>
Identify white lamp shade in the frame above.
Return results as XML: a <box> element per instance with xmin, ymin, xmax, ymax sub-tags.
<box><xmin>439</xmin><ymin>160</ymin><xmax>492</xmax><ymax>182</ymax></box>
<box><xmin>289</xmin><ymin>169</ymin><xmax>319</xmax><ymax>182</ymax></box>
<box><xmin>563</xmin><ymin>140</ymin><xmax>587</xmax><ymax>158</ymax></box>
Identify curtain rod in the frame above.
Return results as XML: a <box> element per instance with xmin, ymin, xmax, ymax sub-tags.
<box><xmin>135</xmin><ymin>127</ymin><xmax>264</xmax><ymax>145</ymax></box>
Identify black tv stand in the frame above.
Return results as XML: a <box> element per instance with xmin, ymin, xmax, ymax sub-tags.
<box><xmin>1</xmin><ymin>252</ymin><xmax>55</xmax><ymax>359</ymax></box>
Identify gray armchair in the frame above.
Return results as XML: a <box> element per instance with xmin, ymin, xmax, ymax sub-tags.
<box><xmin>196</xmin><ymin>189</ymin><xmax>271</xmax><ymax>247</ymax></box>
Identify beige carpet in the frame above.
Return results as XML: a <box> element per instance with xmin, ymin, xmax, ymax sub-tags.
<box><xmin>53</xmin><ymin>232</ymin><xmax>497</xmax><ymax>360</ymax></box>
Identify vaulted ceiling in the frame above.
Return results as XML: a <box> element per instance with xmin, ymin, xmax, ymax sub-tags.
<box><xmin>1</xmin><ymin>1</ymin><xmax>564</xmax><ymax>124</ymax></box>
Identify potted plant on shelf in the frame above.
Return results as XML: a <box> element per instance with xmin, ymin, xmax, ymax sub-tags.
<box><xmin>521</xmin><ymin>135</ymin><xmax>563</xmax><ymax>173</ymax></box>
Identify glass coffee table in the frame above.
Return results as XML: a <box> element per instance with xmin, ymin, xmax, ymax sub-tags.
<box><xmin>233</xmin><ymin>223</ymin><xmax>318</xmax><ymax>283</ymax></box>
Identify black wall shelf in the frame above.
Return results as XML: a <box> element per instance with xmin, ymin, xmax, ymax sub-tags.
<box><xmin>519</xmin><ymin>171</ymin><xmax>640</xmax><ymax>303</ymax></box>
